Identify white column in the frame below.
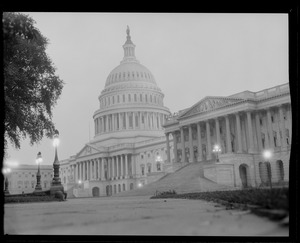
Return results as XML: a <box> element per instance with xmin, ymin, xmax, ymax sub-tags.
<box><xmin>112</xmin><ymin>157</ymin><xmax>115</xmax><ymax>180</ymax></box>
<box><xmin>247</xmin><ymin>111</ymin><xmax>254</xmax><ymax>152</ymax></box>
<box><xmin>93</xmin><ymin>160</ymin><xmax>96</xmax><ymax>180</ymax></box>
<box><xmin>206</xmin><ymin>121</ymin><xmax>212</xmax><ymax>159</ymax></box>
<box><xmin>139</xmin><ymin>112</ymin><xmax>142</xmax><ymax>129</ymax></box>
<box><xmin>197</xmin><ymin>122</ymin><xmax>203</xmax><ymax>161</ymax></box>
<box><xmin>236</xmin><ymin>113</ymin><xmax>243</xmax><ymax>153</ymax></box>
<box><xmin>215</xmin><ymin>118</ymin><xmax>221</xmax><ymax>146</ymax></box>
<box><xmin>188</xmin><ymin>125</ymin><xmax>194</xmax><ymax>162</ymax></box>
<box><xmin>125</xmin><ymin>154</ymin><xmax>128</xmax><ymax>178</ymax></box>
<box><xmin>83</xmin><ymin>161</ymin><xmax>86</xmax><ymax>181</ymax></box>
<box><xmin>112</xmin><ymin>114</ymin><xmax>115</xmax><ymax>131</ymax></box>
<box><xmin>278</xmin><ymin>105</ymin><xmax>287</xmax><ymax>148</ymax></box>
<box><xmin>255</xmin><ymin>112</ymin><xmax>263</xmax><ymax>151</ymax></box>
<box><xmin>101</xmin><ymin>158</ymin><xmax>105</xmax><ymax>180</ymax></box>
<box><xmin>225</xmin><ymin>116</ymin><xmax>232</xmax><ymax>153</ymax></box>
<box><xmin>75</xmin><ymin>163</ymin><xmax>78</xmax><ymax>182</ymax></box>
<box><xmin>125</xmin><ymin>112</ymin><xmax>129</xmax><ymax>130</ymax></box>
<box><xmin>173</xmin><ymin>131</ymin><xmax>178</xmax><ymax>163</ymax></box>
<box><xmin>180</xmin><ymin>127</ymin><xmax>186</xmax><ymax>163</ymax></box>
<box><xmin>121</xmin><ymin>155</ymin><xmax>124</xmax><ymax>178</ymax></box>
<box><xmin>116</xmin><ymin>156</ymin><xmax>119</xmax><ymax>179</ymax></box>
<box><xmin>166</xmin><ymin>133</ymin><xmax>171</xmax><ymax>163</ymax></box>
<box><xmin>266</xmin><ymin>108</ymin><xmax>275</xmax><ymax>148</ymax></box>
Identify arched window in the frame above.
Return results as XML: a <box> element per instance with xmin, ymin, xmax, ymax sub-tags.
<box><xmin>114</xmin><ymin>185</ymin><xmax>117</xmax><ymax>194</ymax></box>
<box><xmin>128</xmin><ymin>94</ymin><xmax>131</xmax><ymax>102</ymax></box>
<box><xmin>141</xmin><ymin>164</ymin><xmax>145</xmax><ymax>176</ymax></box>
<box><xmin>157</xmin><ymin>162</ymin><xmax>161</xmax><ymax>171</ymax></box>
<box><xmin>118</xmin><ymin>184</ymin><xmax>121</xmax><ymax>192</ymax></box>
<box><xmin>147</xmin><ymin>163</ymin><xmax>151</xmax><ymax>174</ymax></box>
<box><xmin>130</xmin><ymin>183</ymin><xmax>134</xmax><ymax>190</ymax></box>
<box><xmin>123</xmin><ymin>183</ymin><xmax>126</xmax><ymax>191</ymax></box>
<box><xmin>140</xmin><ymin>94</ymin><xmax>143</xmax><ymax>102</ymax></box>
<box><xmin>134</xmin><ymin>94</ymin><xmax>137</xmax><ymax>102</ymax></box>
<box><xmin>276</xmin><ymin>160</ymin><xmax>284</xmax><ymax>182</ymax></box>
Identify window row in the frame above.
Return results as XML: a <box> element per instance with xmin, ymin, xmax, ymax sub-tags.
<box><xmin>100</xmin><ymin>93</ymin><xmax>163</xmax><ymax>108</ymax></box>
<box><xmin>108</xmin><ymin>71</ymin><xmax>152</xmax><ymax>83</ymax></box>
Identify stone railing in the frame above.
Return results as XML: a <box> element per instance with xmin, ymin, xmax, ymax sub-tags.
<box><xmin>254</xmin><ymin>83</ymin><xmax>289</xmax><ymax>100</ymax></box>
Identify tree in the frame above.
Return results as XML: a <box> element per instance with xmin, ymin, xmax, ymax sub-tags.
<box><xmin>3</xmin><ymin>12</ymin><xmax>64</xmax><ymax>149</ymax></box>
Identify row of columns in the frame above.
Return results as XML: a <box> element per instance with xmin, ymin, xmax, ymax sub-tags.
<box><xmin>100</xmin><ymin>92</ymin><xmax>163</xmax><ymax>108</ymax></box>
<box><xmin>166</xmin><ymin>105</ymin><xmax>291</xmax><ymax>163</ymax></box>
<box><xmin>70</xmin><ymin>154</ymin><xmax>132</xmax><ymax>182</ymax></box>
<box><xmin>95</xmin><ymin>111</ymin><xmax>164</xmax><ymax>134</ymax></box>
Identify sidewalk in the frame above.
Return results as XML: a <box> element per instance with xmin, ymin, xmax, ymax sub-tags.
<box><xmin>4</xmin><ymin>195</ymin><xmax>288</xmax><ymax>236</ymax></box>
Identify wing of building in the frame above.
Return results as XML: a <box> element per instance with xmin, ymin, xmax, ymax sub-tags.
<box><xmin>164</xmin><ymin>83</ymin><xmax>291</xmax><ymax>188</ymax></box>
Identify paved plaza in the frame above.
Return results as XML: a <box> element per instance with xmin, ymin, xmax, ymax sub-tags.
<box><xmin>4</xmin><ymin>195</ymin><xmax>288</xmax><ymax>236</ymax></box>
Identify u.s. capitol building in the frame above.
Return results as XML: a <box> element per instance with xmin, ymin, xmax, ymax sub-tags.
<box><xmin>57</xmin><ymin>27</ymin><xmax>291</xmax><ymax>197</ymax></box>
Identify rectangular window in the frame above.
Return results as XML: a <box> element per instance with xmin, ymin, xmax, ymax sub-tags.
<box><xmin>134</xmin><ymin>94</ymin><xmax>137</xmax><ymax>102</ymax></box>
<box><xmin>140</xmin><ymin>94</ymin><xmax>142</xmax><ymax>101</ymax></box>
<box><xmin>123</xmin><ymin>94</ymin><xmax>125</xmax><ymax>102</ymax></box>
<box><xmin>128</xmin><ymin>94</ymin><xmax>131</xmax><ymax>102</ymax></box>
<box><xmin>118</xmin><ymin>95</ymin><xmax>120</xmax><ymax>103</ymax></box>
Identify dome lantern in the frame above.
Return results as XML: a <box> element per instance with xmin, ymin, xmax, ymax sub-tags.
<box><xmin>121</xmin><ymin>25</ymin><xmax>138</xmax><ymax>64</ymax></box>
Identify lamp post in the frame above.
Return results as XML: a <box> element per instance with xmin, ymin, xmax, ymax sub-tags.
<box><xmin>33</xmin><ymin>152</ymin><xmax>43</xmax><ymax>193</ymax></box>
<box><xmin>263</xmin><ymin>149</ymin><xmax>272</xmax><ymax>189</ymax></box>
<box><xmin>212</xmin><ymin>144</ymin><xmax>221</xmax><ymax>162</ymax></box>
<box><xmin>3</xmin><ymin>167</ymin><xmax>11</xmax><ymax>195</ymax></box>
<box><xmin>50</xmin><ymin>130</ymin><xmax>64</xmax><ymax>195</ymax></box>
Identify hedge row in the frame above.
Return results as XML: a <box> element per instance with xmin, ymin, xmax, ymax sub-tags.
<box><xmin>5</xmin><ymin>195</ymin><xmax>61</xmax><ymax>204</ymax></box>
<box><xmin>151</xmin><ymin>188</ymin><xmax>289</xmax><ymax>211</ymax></box>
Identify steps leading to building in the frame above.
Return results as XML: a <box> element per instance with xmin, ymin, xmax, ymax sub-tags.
<box><xmin>114</xmin><ymin>161</ymin><xmax>232</xmax><ymax>197</ymax></box>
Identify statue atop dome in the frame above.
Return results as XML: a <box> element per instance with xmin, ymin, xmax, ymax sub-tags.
<box><xmin>126</xmin><ymin>25</ymin><xmax>130</xmax><ymax>37</ymax></box>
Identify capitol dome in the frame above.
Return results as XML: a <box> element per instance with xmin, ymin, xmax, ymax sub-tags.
<box><xmin>105</xmin><ymin>62</ymin><xmax>157</xmax><ymax>87</ymax></box>
<box><xmin>92</xmin><ymin>26</ymin><xmax>170</xmax><ymax>144</ymax></box>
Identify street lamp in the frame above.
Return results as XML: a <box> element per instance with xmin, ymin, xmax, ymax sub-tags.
<box><xmin>263</xmin><ymin>149</ymin><xmax>272</xmax><ymax>189</ymax></box>
<box><xmin>34</xmin><ymin>152</ymin><xmax>43</xmax><ymax>193</ymax></box>
<box><xmin>212</xmin><ymin>144</ymin><xmax>221</xmax><ymax>162</ymax></box>
<box><xmin>50</xmin><ymin>130</ymin><xmax>64</xmax><ymax>195</ymax></box>
<box><xmin>3</xmin><ymin>167</ymin><xmax>11</xmax><ymax>195</ymax></box>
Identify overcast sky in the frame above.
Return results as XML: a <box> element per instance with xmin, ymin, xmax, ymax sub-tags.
<box><xmin>5</xmin><ymin>13</ymin><xmax>288</xmax><ymax>167</ymax></box>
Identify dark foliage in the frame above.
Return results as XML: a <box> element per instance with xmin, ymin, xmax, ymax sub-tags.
<box><xmin>3</xmin><ymin>12</ymin><xmax>64</xmax><ymax>149</ymax></box>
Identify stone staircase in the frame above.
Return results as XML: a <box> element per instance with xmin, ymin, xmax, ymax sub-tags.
<box><xmin>113</xmin><ymin>161</ymin><xmax>232</xmax><ymax>197</ymax></box>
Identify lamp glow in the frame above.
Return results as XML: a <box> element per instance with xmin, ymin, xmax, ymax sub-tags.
<box><xmin>137</xmin><ymin>182</ymin><xmax>142</xmax><ymax>188</ymax></box>
<box><xmin>263</xmin><ymin>150</ymin><xmax>272</xmax><ymax>159</ymax></box>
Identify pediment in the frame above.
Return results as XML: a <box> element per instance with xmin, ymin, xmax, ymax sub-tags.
<box><xmin>75</xmin><ymin>144</ymin><xmax>102</xmax><ymax>158</ymax></box>
<box><xmin>179</xmin><ymin>96</ymin><xmax>245</xmax><ymax>118</ymax></box>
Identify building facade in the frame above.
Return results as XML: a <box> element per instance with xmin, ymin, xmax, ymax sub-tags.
<box><xmin>59</xmin><ymin>27</ymin><xmax>173</xmax><ymax>197</ymax></box>
<box><xmin>4</xmin><ymin>164</ymin><xmax>53</xmax><ymax>195</ymax></box>
<box><xmin>5</xmin><ymin>28</ymin><xmax>291</xmax><ymax>197</ymax></box>
<box><xmin>164</xmin><ymin>83</ymin><xmax>291</xmax><ymax>188</ymax></box>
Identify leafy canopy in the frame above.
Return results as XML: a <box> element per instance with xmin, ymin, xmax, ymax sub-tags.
<box><xmin>3</xmin><ymin>12</ymin><xmax>64</xmax><ymax>149</ymax></box>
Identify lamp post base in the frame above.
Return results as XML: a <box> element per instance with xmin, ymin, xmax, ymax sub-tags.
<box><xmin>50</xmin><ymin>184</ymin><xmax>64</xmax><ymax>196</ymax></box>
<box><xmin>33</xmin><ymin>187</ymin><xmax>43</xmax><ymax>194</ymax></box>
